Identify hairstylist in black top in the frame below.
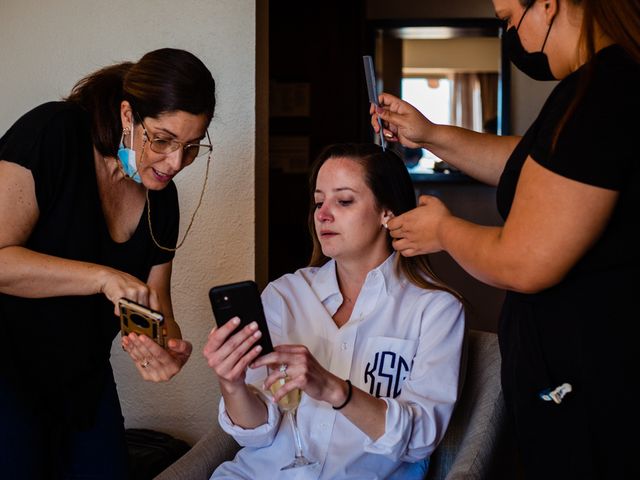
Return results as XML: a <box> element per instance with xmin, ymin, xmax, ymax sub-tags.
<box><xmin>0</xmin><ymin>48</ymin><xmax>216</xmax><ymax>479</ymax></box>
<box><xmin>370</xmin><ymin>1</ymin><xmax>639</xmax><ymax>478</ymax></box>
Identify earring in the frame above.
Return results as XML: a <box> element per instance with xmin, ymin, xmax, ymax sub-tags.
<box><xmin>382</xmin><ymin>212</ymin><xmax>394</xmax><ymax>229</ymax></box>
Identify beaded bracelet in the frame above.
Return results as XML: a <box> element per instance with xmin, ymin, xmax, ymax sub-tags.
<box><xmin>332</xmin><ymin>379</ymin><xmax>353</xmax><ymax>410</ymax></box>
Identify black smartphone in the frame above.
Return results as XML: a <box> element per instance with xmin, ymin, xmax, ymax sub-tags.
<box><xmin>209</xmin><ymin>280</ymin><xmax>274</xmax><ymax>357</ymax></box>
<box><xmin>119</xmin><ymin>298</ymin><xmax>166</xmax><ymax>347</ymax></box>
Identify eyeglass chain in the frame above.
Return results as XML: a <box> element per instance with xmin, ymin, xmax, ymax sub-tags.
<box><xmin>115</xmin><ymin>127</ymin><xmax>212</xmax><ymax>252</ymax></box>
<box><xmin>147</xmin><ymin>151</ymin><xmax>211</xmax><ymax>252</ymax></box>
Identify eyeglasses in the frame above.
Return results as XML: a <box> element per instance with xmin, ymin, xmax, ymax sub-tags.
<box><xmin>138</xmin><ymin>118</ymin><xmax>212</xmax><ymax>165</ymax></box>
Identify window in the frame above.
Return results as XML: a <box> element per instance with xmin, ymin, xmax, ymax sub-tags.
<box><xmin>370</xmin><ymin>20</ymin><xmax>509</xmax><ymax>177</ymax></box>
<box><xmin>401</xmin><ymin>76</ymin><xmax>451</xmax><ymax>171</ymax></box>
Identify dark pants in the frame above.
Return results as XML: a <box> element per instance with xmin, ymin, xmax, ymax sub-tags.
<box><xmin>499</xmin><ymin>284</ymin><xmax>638</xmax><ymax>480</ymax></box>
<box><xmin>0</xmin><ymin>369</ymin><xmax>129</xmax><ymax>480</ymax></box>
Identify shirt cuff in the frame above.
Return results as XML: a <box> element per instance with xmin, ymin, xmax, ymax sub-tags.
<box><xmin>363</xmin><ymin>398</ymin><xmax>418</xmax><ymax>461</ymax></box>
<box><xmin>217</xmin><ymin>390</ymin><xmax>281</xmax><ymax>448</ymax></box>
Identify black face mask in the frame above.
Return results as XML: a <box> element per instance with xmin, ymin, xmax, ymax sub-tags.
<box><xmin>504</xmin><ymin>4</ymin><xmax>556</xmax><ymax>81</ymax></box>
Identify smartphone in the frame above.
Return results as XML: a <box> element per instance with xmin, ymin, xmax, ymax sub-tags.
<box><xmin>119</xmin><ymin>298</ymin><xmax>166</xmax><ymax>348</ymax></box>
<box><xmin>209</xmin><ymin>280</ymin><xmax>274</xmax><ymax>357</ymax></box>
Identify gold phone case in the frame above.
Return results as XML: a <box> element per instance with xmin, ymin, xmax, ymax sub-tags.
<box><xmin>119</xmin><ymin>298</ymin><xmax>165</xmax><ymax>348</ymax></box>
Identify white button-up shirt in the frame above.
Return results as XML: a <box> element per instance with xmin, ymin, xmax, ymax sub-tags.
<box><xmin>212</xmin><ymin>253</ymin><xmax>465</xmax><ymax>480</ymax></box>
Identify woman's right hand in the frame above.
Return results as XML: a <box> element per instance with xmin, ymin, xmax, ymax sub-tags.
<box><xmin>203</xmin><ymin>317</ymin><xmax>264</xmax><ymax>392</ymax></box>
<box><xmin>98</xmin><ymin>267</ymin><xmax>160</xmax><ymax>315</ymax></box>
<box><xmin>370</xmin><ymin>93</ymin><xmax>435</xmax><ymax>149</ymax></box>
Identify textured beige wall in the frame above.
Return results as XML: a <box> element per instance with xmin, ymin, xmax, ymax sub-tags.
<box><xmin>0</xmin><ymin>0</ymin><xmax>257</xmax><ymax>443</ymax></box>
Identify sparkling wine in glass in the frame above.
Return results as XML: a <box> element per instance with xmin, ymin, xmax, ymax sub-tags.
<box><xmin>270</xmin><ymin>375</ymin><xmax>318</xmax><ymax>470</ymax></box>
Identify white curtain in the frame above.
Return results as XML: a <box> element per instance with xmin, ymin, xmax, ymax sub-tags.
<box><xmin>451</xmin><ymin>73</ymin><xmax>498</xmax><ymax>133</ymax></box>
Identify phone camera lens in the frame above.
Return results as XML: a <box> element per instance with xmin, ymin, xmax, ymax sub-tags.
<box><xmin>130</xmin><ymin>313</ymin><xmax>150</xmax><ymax>329</ymax></box>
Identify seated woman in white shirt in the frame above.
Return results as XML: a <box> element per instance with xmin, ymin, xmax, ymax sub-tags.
<box><xmin>203</xmin><ymin>143</ymin><xmax>466</xmax><ymax>479</ymax></box>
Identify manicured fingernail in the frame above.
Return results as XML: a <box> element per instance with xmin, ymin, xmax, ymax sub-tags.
<box><xmin>232</xmin><ymin>317</ymin><xmax>240</xmax><ymax>325</ymax></box>
<box><xmin>249</xmin><ymin>321</ymin><xmax>258</xmax><ymax>330</ymax></box>
<box><xmin>253</xmin><ymin>330</ymin><xmax>262</xmax><ymax>338</ymax></box>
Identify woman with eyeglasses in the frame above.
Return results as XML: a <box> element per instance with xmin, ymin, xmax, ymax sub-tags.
<box><xmin>371</xmin><ymin>0</ymin><xmax>639</xmax><ymax>478</ymax></box>
<box><xmin>0</xmin><ymin>48</ymin><xmax>215</xmax><ymax>479</ymax></box>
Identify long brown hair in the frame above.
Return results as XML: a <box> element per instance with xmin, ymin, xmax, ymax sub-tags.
<box><xmin>307</xmin><ymin>143</ymin><xmax>462</xmax><ymax>299</ymax></box>
<box><xmin>517</xmin><ymin>0</ymin><xmax>640</xmax><ymax>62</ymax></box>
<box><xmin>66</xmin><ymin>48</ymin><xmax>216</xmax><ymax>157</ymax></box>
<box><xmin>548</xmin><ymin>0</ymin><xmax>640</xmax><ymax>146</ymax></box>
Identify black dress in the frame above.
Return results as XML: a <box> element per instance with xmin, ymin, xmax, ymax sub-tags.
<box><xmin>496</xmin><ymin>45</ymin><xmax>639</xmax><ymax>479</ymax></box>
<box><xmin>0</xmin><ymin>101</ymin><xmax>179</xmax><ymax>476</ymax></box>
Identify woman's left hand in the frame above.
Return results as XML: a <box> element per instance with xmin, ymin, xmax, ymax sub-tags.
<box><xmin>122</xmin><ymin>333</ymin><xmax>192</xmax><ymax>382</ymax></box>
<box><xmin>387</xmin><ymin>194</ymin><xmax>451</xmax><ymax>257</ymax></box>
<box><xmin>251</xmin><ymin>345</ymin><xmax>346</xmax><ymax>407</ymax></box>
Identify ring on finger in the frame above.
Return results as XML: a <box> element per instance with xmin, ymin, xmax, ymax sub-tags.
<box><xmin>279</xmin><ymin>363</ymin><xmax>288</xmax><ymax>378</ymax></box>
<box><xmin>141</xmin><ymin>359</ymin><xmax>150</xmax><ymax>369</ymax></box>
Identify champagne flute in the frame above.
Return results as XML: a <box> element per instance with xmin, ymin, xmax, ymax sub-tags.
<box><xmin>270</xmin><ymin>364</ymin><xmax>318</xmax><ymax>470</ymax></box>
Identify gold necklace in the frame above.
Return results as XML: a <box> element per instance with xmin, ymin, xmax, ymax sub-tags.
<box><xmin>109</xmin><ymin>139</ymin><xmax>211</xmax><ymax>252</ymax></box>
<box><xmin>147</xmin><ymin>152</ymin><xmax>211</xmax><ymax>252</ymax></box>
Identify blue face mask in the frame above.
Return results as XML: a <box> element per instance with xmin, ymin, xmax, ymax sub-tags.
<box><xmin>117</xmin><ymin>127</ymin><xmax>142</xmax><ymax>183</ymax></box>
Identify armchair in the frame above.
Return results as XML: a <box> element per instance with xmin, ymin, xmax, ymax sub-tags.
<box><xmin>155</xmin><ymin>329</ymin><xmax>505</xmax><ymax>480</ymax></box>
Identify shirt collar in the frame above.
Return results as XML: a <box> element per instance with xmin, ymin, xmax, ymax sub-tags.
<box><xmin>311</xmin><ymin>252</ymin><xmax>398</xmax><ymax>304</ymax></box>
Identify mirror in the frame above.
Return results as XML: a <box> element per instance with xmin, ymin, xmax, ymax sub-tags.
<box><xmin>370</xmin><ymin>19</ymin><xmax>510</xmax><ymax>177</ymax></box>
